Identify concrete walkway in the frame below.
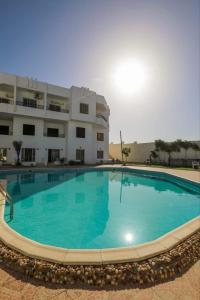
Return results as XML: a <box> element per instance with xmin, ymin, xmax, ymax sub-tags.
<box><xmin>0</xmin><ymin>261</ymin><xmax>199</xmax><ymax>299</ymax></box>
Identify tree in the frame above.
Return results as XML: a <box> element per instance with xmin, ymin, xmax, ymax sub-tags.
<box><xmin>167</xmin><ymin>141</ymin><xmax>180</xmax><ymax>166</ymax></box>
<box><xmin>149</xmin><ymin>150</ymin><xmax>158</xmax><ymax>163</ymax></box>
<box><xmin>122</xmin><ymin>147</ymin><xmax>131</xmax><ymax>164</ymax></box>
<box><xmin>190</xmin><ymin>143</ymin><xmax>200</xmax><ymax>152</ymax></box>
<box><xmin>155</xmin><ymin>139</ymin><xmax>166</xmax><ymax>152</ymax></box>
<box><xmin>190</xmin><ymin>143</ymin><xmax>200</xmax><ymax>162</ymax></box>
<box><xmin>12</xmin><ymin>141</ymin><xmax>22</xmax><ymax>165</ymax></box>
<box><xmin>154</xmin><ymin>139</ymin><xmax>180</xmax><ymax>166</ymax></box>
<box><xmin>176</xmin><ymin>140</ymin><xmax>193</xmax><ymax>159</ymax></box>
<box><xmin>176</xmin><ymin>140</ymin><xmax>200</xmax><ymax>166</ymax></box>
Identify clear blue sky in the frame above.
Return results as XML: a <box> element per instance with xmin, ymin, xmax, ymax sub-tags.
<box><xmin>0</xmin><ymin>0</ymin><xmax>199</xmax><ymax>143</ymax></box>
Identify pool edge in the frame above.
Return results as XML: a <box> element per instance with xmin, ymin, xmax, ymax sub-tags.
<box><xmin>0</xmin><ymin>167</ymin><xmax>199</xmax><ymax>265</ymax></box>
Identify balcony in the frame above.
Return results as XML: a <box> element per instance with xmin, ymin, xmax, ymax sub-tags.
<box><xmin>16</xmin><ymin>99</ymin><xmax>44</xmax><ymax>110</ymax></box>
<box><xmin>47</xmin><ymin>105</ymin><xmax>69</xmax><ymax>114</ymax></box>
<box><xmin>0</xmin><ymin>97</ymin><xmax>14</xmax><ymax>105</ymax></box>
<box><xmin>96</xmin><ymin>114</ymin><xmax>108</xmax><ymax>128</ymax></box>
<box><xmin>96</xmin><ymin>113</ymin><xmax>107</xmax><ymax>122</ymax></box>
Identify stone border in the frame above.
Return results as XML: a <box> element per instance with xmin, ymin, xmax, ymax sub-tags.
<box><xmin>0</xmin><ymin>231</ymin><xmax>199</xmax><ymax>287</ymax></box>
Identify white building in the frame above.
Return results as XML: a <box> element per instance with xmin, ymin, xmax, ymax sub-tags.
<box><xmin>0</xmin><ymin>72</ymin><xmax>110</xmax><ymax>165</ymax></box>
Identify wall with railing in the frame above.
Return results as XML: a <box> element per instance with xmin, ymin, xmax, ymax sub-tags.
<box><xmin>109</xmin><ymin>141</ymin><xmax>200</xmax><ymax>164</ymax></box>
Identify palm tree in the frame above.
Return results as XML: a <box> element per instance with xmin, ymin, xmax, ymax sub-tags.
<box><xmin>190</xmin><ymin>143</ymin><xmax>200</xmax><ymax>152</ymax></box>
<box><xmin>122</xmin><ymin>147</ymin><xmax>131</xmax><ymax>165</ymax></box>
<box><xmin>176</xmin><ymin>140</ymin><xmax>200</xmax><ymax>166</ymax></box>
<box><xmin>12</xmin><ymin>141</ymin><xmax>22</xmax><ymax>165</ymax></box>
<box><xmin>155</xmin><ymin>139</ymin><xmax>166</xmax><ymax>152</ymax></box>
<box><xmin>167</xmin><ymin>141</ymin><xmax>180</xmax><ymax>166</ymax></box>
<box><xmin>154</xmin><ymin>139</ymin><xmax>180</xmax><ymax>166</ymax></box>
<box><xmin>190</xmin><ymin>143</ymin><xmax>200</xmax><ymax>162</ymax></box>
<box><xmin>154</xmin><ymin>139</ymin><xmax>167</xmax><ymax>164</ymax></box>
<box><xmin>149</xmin><ymin>150</ymin><xmax>158</xmax><ymax>163</ymax></box>
<box><xmin>176</xmin><ymin>140</ymin><xmax>192</xmax><ymax>159</ymax></box>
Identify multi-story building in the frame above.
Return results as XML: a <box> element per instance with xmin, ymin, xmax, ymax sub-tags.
<box><xmin>0</xmin><ymin>72</ymin><xmax>109</xmax><ymax>165</ymax></box>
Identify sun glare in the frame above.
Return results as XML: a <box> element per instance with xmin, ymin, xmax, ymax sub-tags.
<box><xmin>124</xmin><ymin>232</ymin><xmax>134</xmax><ymax>243</ymax></box>
<box><xmin>113</xmin><ymin>59</ymin><xmax>148</xmax><ymax>96</ymax></box>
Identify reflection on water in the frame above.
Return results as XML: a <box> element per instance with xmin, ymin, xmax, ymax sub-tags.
<box><xmin>2</xmin><ymin>171</ymin><xmax>80</xmax><ymax>202</ymax></box>
<box><xmin>21</xmin><ymin>173</ymin><xmax>35</xmax><ymax>184</ymax></box>
<box><xmin>48</xmin><ymin>173</ymin><xmax>62</xmax><ymax>183</ymax></box>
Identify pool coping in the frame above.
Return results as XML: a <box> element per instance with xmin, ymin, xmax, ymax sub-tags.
<box><xmin>0</xmin><ymin>166</ymin><xmax>200</xmax><ymax>265</ymax></box>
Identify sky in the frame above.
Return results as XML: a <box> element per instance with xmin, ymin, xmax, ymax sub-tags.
<box><xmin>0</xmin><ymin>0</ymin><xmax>199</xmax><ymax>143</ymax></box>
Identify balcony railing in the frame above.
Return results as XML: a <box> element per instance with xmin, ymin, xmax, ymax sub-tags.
<box><xmin>47</xmin><ymin>106</ymin><xmax>69</xmax><ymax>114</ymax></box>
<box><xmin>43</xmin><ymin>133</ymin><xmax>65</xmax><ymax>138</ymax></box>
<box><xmin>0</xmin><ymin>98</ymin><xmax>14</xmax><ymax>105</ymax></box>
<box><xmin>16</xmin><ymin>100</ymin><xmax>44</xmax><ymax>110</ymax></box>
<box><xmin>96</xmin><ymin>113</ymin><xmax>107</xmax><ymax>122</ymax></box>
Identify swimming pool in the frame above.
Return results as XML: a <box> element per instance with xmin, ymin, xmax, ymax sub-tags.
<box><xmin>2</xmin><ymin>168</ymin><xmax>200</xmax><ymax>249</ymax></box>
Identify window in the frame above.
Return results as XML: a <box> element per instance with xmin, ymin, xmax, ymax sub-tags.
<box><xmin>76</xmin><ymin>127</ymin><xmax>85</xmax><ymax>138</ymax></box>
<box><xmin>80</xmin><ymin>103</ymin><xmax>89</xmax><ymax>114</ymax></box>
<box><xmin>0</xmin><ymin>125</ymin><xmax>9</xmax><ymax>135</ymax></box>
<box><xmin>76</xmin><ymin>149</ymin><xmax>85</xmax><ymax>162</ymax></box>
<box><xmin>23</xmin><ymin>124</ymin><xmax>35</xmax><ymax>136</ymax></box>
<box><xmin>0</xmin><ymin>148</ymin><xmax>7</xmax><ymax>161</ymax></box>
<box><xmin>97</xmin><ymin>150</ymin><xmax>104</xmax><ymax>159</ymax></box>
<box><xmin>97</xmin><ymin>132</ymin><xmax>104</xmax><ymax>141</ymax></box>
<box><xmin>23</xmin><ymin>98</ymin><xmax>37</xmax><ymax>108</ymax></box>
<box><xmin>47</xmin><ymin>128</ymin><xmax>59</xmax><ymax>137</ymax></box>
<box><xmin>49</xmin><ymin>104</ymin><xmax>61</xmax><ymax>112</ymax></box>
<box><xmin>21</xmin><ymin>148</ymin><xmax>35</xmax><ymax>162</ymax></box>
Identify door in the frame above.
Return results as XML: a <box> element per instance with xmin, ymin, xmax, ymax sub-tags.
<box><xmin>48</xmin><ymin>149</ymin><xmax>60</xmax><ymax>162</ymax></box>
<box><xmin>76</xmin><ymin>149</ymin><xmax>85</xmax><ymax>163</ymax></box>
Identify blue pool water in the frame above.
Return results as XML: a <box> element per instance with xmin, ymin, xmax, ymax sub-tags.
<box><xmin>1</xmin><ymin>169</ymin><xmax>200</xmax><ymax>249</ymax></box>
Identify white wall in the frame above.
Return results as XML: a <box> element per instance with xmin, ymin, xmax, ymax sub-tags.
<box><xmin>95</xmin><ymin>126</ymin><xmax>109</xmax><ymax>162</ymax></box>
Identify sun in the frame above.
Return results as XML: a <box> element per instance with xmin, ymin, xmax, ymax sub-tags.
<box><xmin>113</xmin><ymin>59</ymin><xmax>148</xmax><ymax>96</ymax></box>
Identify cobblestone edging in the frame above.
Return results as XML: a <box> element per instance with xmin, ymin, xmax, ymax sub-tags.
<box><xmin>0</xmin><ymin>230</ymin><xmax>199</xmax><ymax>288</ymax></box>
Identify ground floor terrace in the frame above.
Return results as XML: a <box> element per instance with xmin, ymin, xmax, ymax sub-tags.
<box><xmin>0</xmin><ymin>165</ymin><xmax>199</xmax><ymax>299</ymax></box>
<box><xmin>0</xmin><ymin>115</ymin><xmax>109</xmax><ymax>165</ymax></box>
